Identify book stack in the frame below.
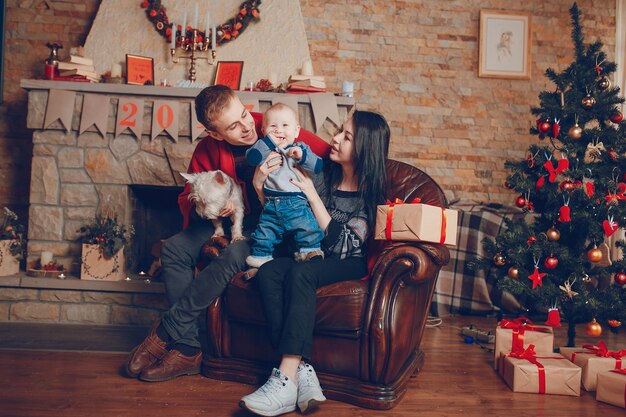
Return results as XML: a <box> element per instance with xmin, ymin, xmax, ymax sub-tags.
<box><xmin>56</xmin><ymin>55</ymin><xmax>101</xmax><ymax>82</ymax></box>
<box><xmin>286</xmin><ymin>75</ymin><xmax>327</xmax><ymax>93</ymax></box>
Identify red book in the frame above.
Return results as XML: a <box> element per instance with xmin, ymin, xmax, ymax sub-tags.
<box><xmin>286</xmin><ymin>84</ymin><xmax>328</xmax><ymax>93</ymax></box>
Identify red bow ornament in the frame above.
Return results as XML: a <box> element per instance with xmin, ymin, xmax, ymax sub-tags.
<box><xmin>544</xmin><ymin>158</ymin><xmax>569</xmax><ymax>183</ymax></box>
<box><xmin>605</xmin><ymin>183</ymin><xmax>626</xmax><ymax>205</ymax></box>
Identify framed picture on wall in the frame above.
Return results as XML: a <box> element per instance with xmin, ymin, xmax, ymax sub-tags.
<box><xmin>214</xmin><ymin>61</ymin><xmax>244</xmax><ymax>90</ymax></box>
<box><xmin>126</xmin><ymin>54</ymin><xmax>154</xmax><ymax>85</ymax></box>
<box><xmin>479</xmin><ymin>10</ymin><xmax>531</xmax><ymax>80</ymax></box>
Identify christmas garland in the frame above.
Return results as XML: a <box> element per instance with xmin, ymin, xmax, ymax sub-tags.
<box><xmin>141</xmin><ymin>0</ymin><xmax>261</xmax><ymax>49</ymax></box>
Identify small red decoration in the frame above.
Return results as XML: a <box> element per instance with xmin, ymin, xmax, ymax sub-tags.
<box><xmin>538</xmin><ymin>120</ymin><xmax>551</xmax><ymax>133</ymax></box>
<box><xmin>544</xmin><ymin>158</ymin><xmax>569</xmax><ymax>183</ymax></box>
<box><xmin>610</xmin><ymin>111</ymin><xmax>623</xmax><ymax>123</ymax></box>
<box><xmin>552</xmin><ymin>120</ymin><xmax>560</xmax><ymax>138</ymax></box>
<box><xmin>528</xmin><ymin>267</ymin><xmax>546</xmax><ymax>289</ymax></box>
<box><xmin>545</xmin><ymin>307</ymin><xmax>561</xmax><ymax>327</ymax></box>
<box><xmin>527</xmin><ymin>236</ymin><xmax>537</xmax><ymax>245</ymax></box>
<box><xmin>615</xmin><ymin>271</ymin><xmax>626</xmax><ymax>285</ymax></box>
<box><xmin>602</xmin><ymin>218</ymin><xmax>619</xmax><ymax>237</ymax></box>
<box><xmin>560</xmin><ymin>180</ymin><xmax>574</xmax><ymax>191</ymax></box>
<box><xmin>543</xmin><ymin>256</ymin><xmax>558</xmax><ymax>269</ymax></box>
<box><xmin>557</xmin><ymin>204</ymin><xmax>571</xmax><ymax>222</ymax></box>
<box><xmin>515</xmin><ymin>195</ymin><xmax>526</xmax><ymax>208</ymax></box>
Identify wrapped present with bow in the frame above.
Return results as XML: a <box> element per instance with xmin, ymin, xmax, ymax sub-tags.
<box><xmin>499</xmin><ymin>344</ymin><xmax>581</xmax><ymax>396</ymax></box>
<box><xmin>560</xmin><ymin>341</ymin><xmax>626</xmax><ymax>391</ymax></box>
<box><xmin>374</xmin><ymin>198</ymin><xmax>458</xmax><ymax>246</ymax></box>
<box><xmin>596</xmin><ymin>368</ymin><xmax>626</xmax><ymax>408</ymax></box>
<box><xmin>494</xmin><ymin>317</ymin><xmax>554</xmax><ymax>370</ymax></box>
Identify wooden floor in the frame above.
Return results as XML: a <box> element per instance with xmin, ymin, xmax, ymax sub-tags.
<box><xmin>0</xmin><ymin>316</ymin><xmax>624</xmax><ymax>417</ymax></box>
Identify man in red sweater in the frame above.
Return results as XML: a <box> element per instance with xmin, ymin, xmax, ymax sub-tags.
<box><xmin>125</xmin><ymin>85</ymin><xmax>329</xmax><ymax>382</ymax></box>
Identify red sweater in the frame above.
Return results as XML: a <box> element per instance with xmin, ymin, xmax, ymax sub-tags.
<box><xmin>178</xmin><ymin>112</ymin><xmax>330</xmax><ymax>228</ymax></box>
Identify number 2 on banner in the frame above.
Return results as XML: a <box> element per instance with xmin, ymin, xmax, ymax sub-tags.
<box><xmin>119</xmin><ymin>102</ymin><xmax>138</xmax><ymax>127</ymax></box>
<box><xmin>156</xmin><ymin>104</ymin><xmax>173</xmax><ymax>129</ymax></box>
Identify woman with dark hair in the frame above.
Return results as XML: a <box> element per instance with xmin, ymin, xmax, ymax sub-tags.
<box><xmin>240</xmin><ymin>111</ymin><xmax>390</xmax><ymax>416</ymax></box>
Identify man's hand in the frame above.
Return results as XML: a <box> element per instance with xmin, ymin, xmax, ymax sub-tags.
<box><xmin>253</xmin><ymin>151</ymin><xmax>282</xmax><ymax>204</ymax></box>
<box><xmin>287</xmin><ymin>146</ymin><xmax>303</xmax><ymax>161</ymax></box>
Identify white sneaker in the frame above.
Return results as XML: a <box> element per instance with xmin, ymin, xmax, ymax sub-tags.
<box><xmin>239</xmin><ymin>368</ymin><xmax>297</xmax><ymax>416</ymax></box>
<box><xmin>246</xmin><ymin>255</ymin><xmax>273</xmax><ymax>268</ymax></box>
<box><xmin>297</xmin><ymin>362</ymin><xmax>326</xmax><ymax>413</ymax></box>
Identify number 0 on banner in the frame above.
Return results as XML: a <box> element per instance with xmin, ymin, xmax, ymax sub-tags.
<box><xmin>151</xmin><ymin>100</ymin><xmax>179</xmax><ymax>142</ymax></box>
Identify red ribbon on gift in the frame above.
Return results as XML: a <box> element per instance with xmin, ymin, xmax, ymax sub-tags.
<box><xmin>508</xmin><ymin>345</ymin><xmax>547</xmax><ymax>394</ymax></box>
<box><xmin>498</xmin><ymin>317</ymin><xmax>551</xmax><ymax>353</ymax></box>
<box><xmin>384</xmin><ymin>198</ymin><xmax>447</xmax><ymax>244</ymax></box>
<box><xmin>576</xmin><ymin>341</ymin><xmax>626</xmax><ymax>369</ymax></box>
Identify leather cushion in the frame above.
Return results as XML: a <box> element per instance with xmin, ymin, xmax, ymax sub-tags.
<box><xmin>225</xmin><ymin>273</ymin><xmax>369</xmax><ymax>335</ymax></box>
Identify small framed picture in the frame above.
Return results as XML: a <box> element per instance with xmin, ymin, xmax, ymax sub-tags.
<box><xmin>214</xmin><ymin>61</ymin><xmax>244</xmax><ymax>90</ymax></box>
<box><xmin>479</xmin><ymin>10</ymin><xmax>531</xmax><ymax>80</ymax></box>
<box><xmin>126</xmin><ymin>54</ymin><xmax>154</xmax><ymax>85</ymax></box>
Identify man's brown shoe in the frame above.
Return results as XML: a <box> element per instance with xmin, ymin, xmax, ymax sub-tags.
<box><xmin>125</xmin><ymin>321</ymin><xmax>168</xmax><ymax>378</ymax></box>
<box><xmin>138</xmin><ymin>349</ymin><xmax>202</xmax><ymax>382</ymax></box>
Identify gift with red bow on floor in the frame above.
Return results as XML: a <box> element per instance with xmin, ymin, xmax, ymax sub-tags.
<box><xmin>494</xmin><ymin>317</ymin><xmax>554</xmax><ymax>370</ymax></box>
<box><xmin>499</xmin><ymin>344</ymin><xmax>581</xmax><ymax>396</ymax></box>
<box><xmin>374</xmin><ymin>198</ymin><xmax>458</xmax><ymax>246</ymax></box>
<box><xmin>596</xmin><ymin>368</ymin><xmax>626</xmax><ymax>408</ymax></box>
<box><xmin>560</xmin><ymin>341</ymin><xmax>626</xmax><ymax>391</ymax></box>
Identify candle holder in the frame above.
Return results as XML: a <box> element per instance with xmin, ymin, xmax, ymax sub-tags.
<box><xmin>171</xmin><ymin>28</ymin><xmax>217</xmax><ymax>82</ymax></box>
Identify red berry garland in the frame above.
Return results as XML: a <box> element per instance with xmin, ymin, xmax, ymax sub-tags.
<box><xmin>141</xmin><ymin>0</ymin><xmax>261</xmax><ymax>49</ymax></box>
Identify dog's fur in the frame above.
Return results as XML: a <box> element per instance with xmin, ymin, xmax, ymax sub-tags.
<box><xmin>180</xmin><ymin>170</ymin><xmax>245</xmax><ymax>241</ymax></box>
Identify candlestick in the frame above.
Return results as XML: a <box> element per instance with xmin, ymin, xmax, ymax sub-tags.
<box><xmin>40</xmin><ymin>251</ymin><xmax>53</xmax><ymax>267</ymax></box>
<box><xmin>182</xmin><ymin>11</ymin><xmax>187</xmax><ymax>33</ymax></box>
<box><xmin>171</xmin><ymin>23</ymin><xmax>177</xmax><ymax>48</ymax></box>
<box><xmin>205</xmin><ymin>12</ymin><xmax>210</xmax><ymax>39</ymax></box>
<box><xmin>194</xmin><ymin>4</ymin><xmax>199</xmax><ymax>30</ymax></box>
<box><xmin>111</xmin><ymin>63</ymin><xmax>122</xmax><ymax>78</ymax></box>
<box><xmin>212</xmin><ymin>25</ymin><xmax>217</xmax><ymax>51</ymax></box>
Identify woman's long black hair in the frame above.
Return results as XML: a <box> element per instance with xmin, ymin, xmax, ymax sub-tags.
<box><xmin>324</xmin><ymin>110</ymin><xmax>390</xmax><ymax>228</ymax></box>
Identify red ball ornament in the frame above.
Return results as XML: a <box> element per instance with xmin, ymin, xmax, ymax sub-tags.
<box><xmin>615</xmin><ymin>271</ymin><xmax>626</xmax><ymax>285</ymax></box>
<box><xmin>559</xmin><ymin>180</ymin><xmax>574</xmax><ymax>191</ymax></box>
<box><xmin>610</xmin><ymin>111</ymin><xmax>624</xmax><ymax>123</ymax></box>
<box><xmin>585</xmin><ymin>319</ymin><xmax>602</xmax><ymax>337</ymax></box>
<box><xmin>515</xmin><ymin>196</ymin><xmax>526</xmax><ymax>208</ymax></box>
<box><xmin>544</xmin><ymin>256</ymin><xmax>558</xmax><ymax>269</ymax></box>
<box><xmin>149</xmin><ymin>9</ymin><xmax>157</xmax><ymax>17</ymax></box>
<box><xmin>538</xmin><ymin>120</ymin><xmax>551</xmax><ymax>133</ymax></box>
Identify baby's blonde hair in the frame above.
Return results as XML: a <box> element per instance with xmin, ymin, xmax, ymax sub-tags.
<box><xmin>263</xmin><ymin>103</ymin><xmax>299</xmax><ymax>127</ymax></box>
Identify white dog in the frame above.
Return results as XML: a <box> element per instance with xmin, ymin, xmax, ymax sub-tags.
<box><xmin>180</xmin><ymin>170</ymin><xmax>245</xmax><ymax>241</ymax></box>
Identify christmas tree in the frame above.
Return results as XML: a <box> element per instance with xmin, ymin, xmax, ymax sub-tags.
<box><xmin>478</xmin><ymin>3</ymin><xmax>626</xmax><ymax>346</ymax></box>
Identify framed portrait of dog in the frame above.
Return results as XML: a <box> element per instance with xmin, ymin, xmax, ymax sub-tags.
<box><xmin>479</xmin><ymin>10</ymin><xmax>531</xmax><ymax>80</ymax></box>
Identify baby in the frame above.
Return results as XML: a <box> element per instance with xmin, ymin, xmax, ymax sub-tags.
<box><xmin>245</xmin><ymin>103</ymin><xmax>324</xmax><ymax>268</ymax></box>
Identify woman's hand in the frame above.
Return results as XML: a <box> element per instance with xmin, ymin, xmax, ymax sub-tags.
<box><xmin>219</xmin><ymin>199</ymin><xmax>235</xmax><ymax>217</ymax></box>
<box><xmin>290</xmin><ymin>167</ymin><xmax>317</xmax><ymax>200</ymax></box>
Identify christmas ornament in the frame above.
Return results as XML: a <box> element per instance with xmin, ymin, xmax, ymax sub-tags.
<box><xmin>596</xmin><ymin>242</ymin><xmax>612</xmax><ymax>267</ymax></box>
<box><xmin>545</xmin><ymin>307</ymin><xmax>562</xmax><ymax>327</ymax></box>
<box><xmin>605</xmin><ymin>183</ymin><xmax>626</xmax><ymax>205</ymax></box>
<box><xmin>515</xmin><ymin>195</ymin><xmax>526</xmax><ymax>208</ymax></box>
<box><xmin>507</xmin><ymin>266</ymin><xmax>520</xmax><ymax>279</ymax></box>
<box><xmin>568</xmin><ymin>123</ymin><xmax>583</xmax><ymax>140</ymax></box>
<box><xmin>528</xmin><ymin>267</ymin><xmax>546</xmax><ymax>289</ymax></box>
<box><xmin>608</xmin><ymin>319</ymin><xmax>622</xmax><ymax>328</ymax></box>
<box><xmin>581</xmin><ymin>274</ymin><xmax>598</xmax><ymax>290</ymax></box>
<box><xmin>527</xmin><ymin>235</ymin><xmax>537</xmax><ymax>245</ymax></box>
<box><xmin>544</xmin><ymin>256</ymin><xmax>558</xmax><ymax>269</ymax></box>
<box><xmin>559</xmin><ymin>279</ymin><xmax>578</xmax><ymax>298</ymax></box>
<box><xmin>546</xmin><ymin>226</ymin><xmax>561</xmax><ymax>241</ymax></box>
<box><xmin>598</xmin><ymin>77</ymin><xmax>611</xmax><ymax>90</ymax></box>
<box><xmin>587</xmin><ymin>246</ymin><xmax>603</xmax><ymax>262</ymax></box>
<box><xmin>552</xmin><ymin>119</ymin><xmax>560</xmax><ymax>138</ymax></box>
<box><xmin>558</xmin><ymin>203</ymin><xmax>571</xmax><ymax>223</ymax></box>
<box><xmin>584</xmin><ymin>141</ymin><xmax>606</xmax><ymax>164</ymax></box>
<box><xmin>610</xmin><ymin>111</ymin><xmax>623</xmax><ymax>123</ymax></box>
<box><xmin>615</xmin><ymin>271</ymin><xmax>626</xmax><ymax>285</ymax></box>
<box><xmin>559</xmin><ymin>180</ymin><xmax>574</xmax><ymax>191</ymax></box>
<box><xmin>544</xmin><ymin>158</ymin><xmax>569</xmax><ymax>183</ymax></box>
<box><xmin>585</xmin><ymin>319</ymin><xmax>602</xmax><ymax>337</ymax></box>
<box><xmin>538</xmin><ymin>119</ymin><xmax>551</xmax><ymax>133</ymax></box>
<box><xmin>602</xmin><ymin>217</ymin><xmax>619</xmax><ymax>237</ymax></box>
<box><xmin>583</xmin><ymin>179</ymin><xmax>595</xmax><ymax>198</ymax></box>
<box><xmin>493</xmin><ymin>253</ymin><xmax>506</xmax><ymax>266</ymax></box>
<box><xmin>582</xmin><ymin>94</ymin><xmax>596</xmax><ymax>108</ymax></box>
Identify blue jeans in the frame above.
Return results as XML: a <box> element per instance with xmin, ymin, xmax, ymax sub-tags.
<box><xmin>250</xmin><ymin>195</ymin><xmax>323</xmax><ymax>258</ymax></box>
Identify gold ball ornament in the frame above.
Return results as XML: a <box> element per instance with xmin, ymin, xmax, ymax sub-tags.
<box><xmin>585</xmin><ymin>319</ymin><xmax>602</xmax><ymax>337</ymax></box>
<box><xmin>582</xmin><ymin>95</ymin><xmax>596</xmax><ymax>109</ymax></box>
<box><xmin>586</xmin><ymin>247</ymin><xmax>603</xmax><ymax>263</ymax></box>
<box><xmin>568</xmin><ymin>124</ymin><xmax>583</xmax><ymax>140</ymax></box>
<box><xmin>507</xmin><ymin>266</ymin><xmax>520</xmax><ymax>279</ymax></box>
<box><xmin>598</xmin><ymin>77</ymin><xmax>611</xmax><ymax>90</ymax></box>
<box><xmin>493</xmin><ymin>254</ymin><xmax>506</xmax><ymax>266</ymax></box>
<box><xmin>546</xmin><ymin>227</ymin><xmax>561</xmax><ymax>241</ymax></box>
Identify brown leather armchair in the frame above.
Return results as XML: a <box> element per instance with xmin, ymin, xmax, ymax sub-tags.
<box><xmin>202</xmin><ymin>159</ymin><xmax>451</xmax><ymax>409</ymax></box>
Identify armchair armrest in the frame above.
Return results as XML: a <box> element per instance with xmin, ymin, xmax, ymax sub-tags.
<box><xmin>362</xmin><ymin>242</ymin><xmax>450</xmax><ymax>384</ymax></box>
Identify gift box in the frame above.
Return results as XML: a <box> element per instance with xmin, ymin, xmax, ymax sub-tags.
<box><xmin>80</xmin><ymin>244</ymin><xmax>126</xmax><ymax>281</ymax></box>
<box><xmin>560</xmin><ymin>342</ymin><xmax>626</xmax><ymax>391</ymax></box>
<box><xmin>374</xmin><ymin>199</ymin><xmax>458</xmax><ymax>246</ymax></box>
<box><xmin>596</xmin><ymin>369</ymin><xmax>626</xmax><ymax>408</ymax></box>
<box><xmin>494</xmin><ymin>317</ymin><xmax>554</xmax><ymax>370</ymax></box>
<box><xmin>500</xmin><ymin>345</ymin><xmax>581</xmax><ymax>396</ymax></box>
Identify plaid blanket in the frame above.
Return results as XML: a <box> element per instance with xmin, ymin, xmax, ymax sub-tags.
<box><xmin>430</xmin><ymin>201</ymin><xmax>524</xmax><ymax>317</ymax></box>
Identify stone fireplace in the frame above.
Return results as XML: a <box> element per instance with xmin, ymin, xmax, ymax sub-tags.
<box><xmin>0</xmin><ymin>80</ymin><xmax>352</xmax><ymax>324</ymax></box>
